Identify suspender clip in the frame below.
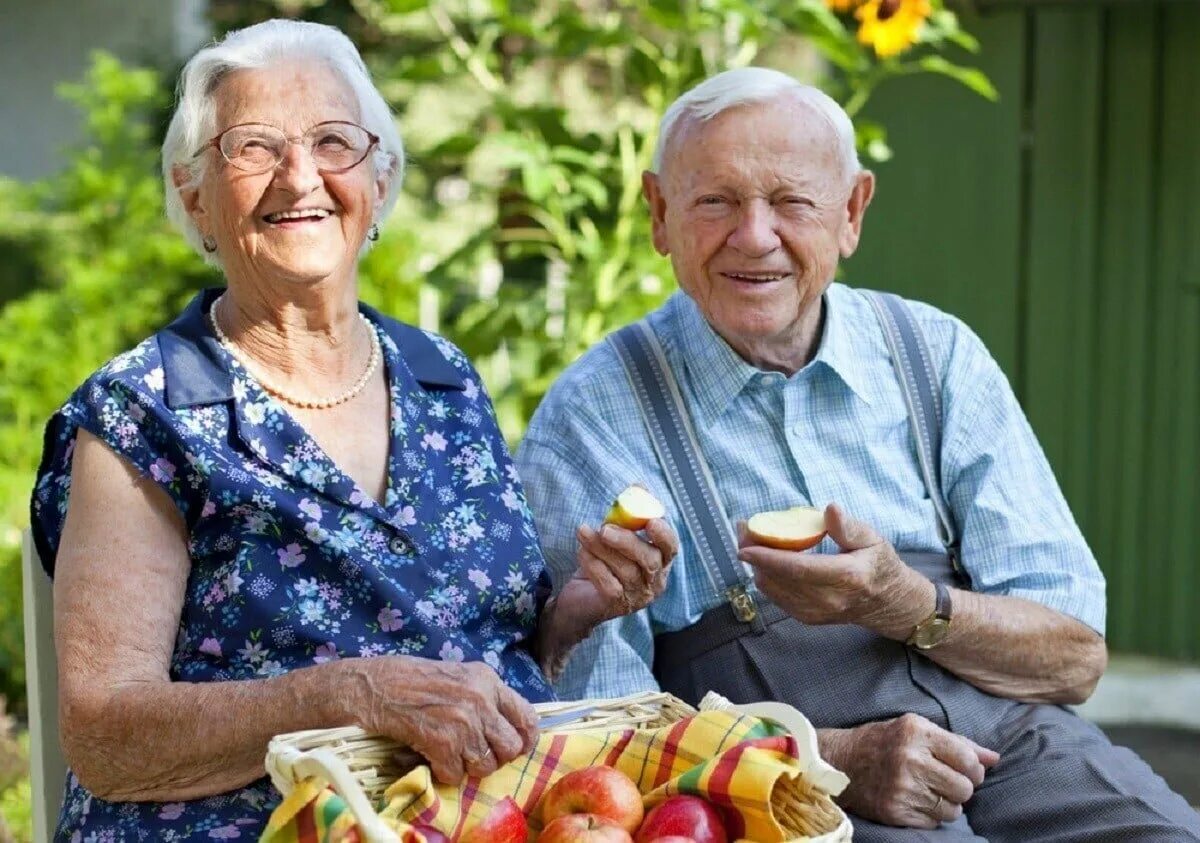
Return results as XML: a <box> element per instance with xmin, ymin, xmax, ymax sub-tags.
<box><xmin>727</xmin><ymin>584</ymin><xmax>758</xmax><ymax>622</ymax></box>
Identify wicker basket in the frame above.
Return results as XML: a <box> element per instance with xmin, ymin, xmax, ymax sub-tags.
<box><xmin>265</xmin><ymin>691</ymin><xmax>852</xmax><ymax>843</ymax></box>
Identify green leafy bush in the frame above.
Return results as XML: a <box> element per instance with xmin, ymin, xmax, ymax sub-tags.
<box><xmin>0</xmin><ymin>54</ymin><xmax>218</xmax><ymax>713</ymax></box>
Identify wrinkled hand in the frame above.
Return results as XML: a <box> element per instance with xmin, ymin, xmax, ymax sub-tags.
<box><xmin>570</xmin><ymin>518</ymin><xmax>679</xmax><ymax>623</ymax></box>
<box><xmin>349</xmin><ymin>656</ymin><xmax>539</xmax><ymax>783</ymax></box>
<box><xmin>738</xmin><ymin>503</ymin><xmax>931</xmax><ymax>638</ymax></box>
<box><xmin>822</xmin><ymin>714</ymin><xmax>1000</xmax><ymax>828</ymax></box>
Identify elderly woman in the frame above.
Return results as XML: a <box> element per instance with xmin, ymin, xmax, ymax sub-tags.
<box><xmin>30</xmin><ymin>19</ymin><xmax>677</xmax><ymax>840</ymax></box>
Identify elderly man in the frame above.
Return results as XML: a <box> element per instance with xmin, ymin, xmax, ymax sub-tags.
<box><xmin>516</xmin><ymin>68</ymin><xmax>1200</xmax><ymax>841</ymax></box>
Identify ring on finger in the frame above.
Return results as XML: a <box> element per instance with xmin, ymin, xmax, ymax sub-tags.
<box><xmin>465</xmin><ymin>746</ymin><xmax>493</xmax><ymax>766</ymax></box>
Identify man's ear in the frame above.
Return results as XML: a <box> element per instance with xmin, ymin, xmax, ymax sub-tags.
<box><xmin>838</xmin><ymin>170</ymin><xmax>875</xmax><ymax>258</ymax></box>
<box><xmin>642</xmin><ymin>170</ymin><xmax>670</xmax><ymax>256</ymax></box>
<box><xmin>172</xmin><ymin>164</ymin><xmax>210</xmax><ymax>233</ymax></box>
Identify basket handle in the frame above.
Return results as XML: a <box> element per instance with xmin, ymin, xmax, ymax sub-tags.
<box><xmin>727</xmin><ymin>701</ymin><xmax>850</xmax><ymax>796</ymax></box>
<box><xmin>270</xmin><ymin>745</ymin><xmax>401</xmax><ymax>843</ymax></box>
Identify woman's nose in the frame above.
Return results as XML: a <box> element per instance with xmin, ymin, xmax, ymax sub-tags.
<box><xmin>272</xmin><ymin>142</ymin><xmax>323</xmax><ymax>195</ymax></box>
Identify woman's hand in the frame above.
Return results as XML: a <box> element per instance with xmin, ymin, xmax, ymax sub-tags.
<box><xmin>534</xmin><ymin>519</ymin><xmax>679</xmax><ymax>683</ymax></box>
<box><xmin>344</xmin><ymin>656</ymin><xmax>540</xmax><ymax>783</ymax></box>
<box><xmin>572</xmin><ymin>519</ymin><xmax>679</xmax><ymax>621</ymax></box>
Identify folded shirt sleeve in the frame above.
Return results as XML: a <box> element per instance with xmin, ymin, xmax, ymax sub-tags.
<box><xmin>939</xmin><ymin>318</ymin><xmax>1107</xmax><ymax>635</ymax></box>
<box><xmin>517</xmin><ymin>377</ymin><xmax>665</xmax><ymax>699</ymax></box>
<box><xmin>30</xmin><ymin>357</ymin><xmax>203</xmax><ymax>577</ymax></box>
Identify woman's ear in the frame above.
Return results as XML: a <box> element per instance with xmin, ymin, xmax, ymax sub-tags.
<box><xmin>374</xmin><ymin>153</ymin><xmax>397</xmax><ymax>214</ymax></box>
<box><xmin>172</xmin><ymin>165</ymin><xmax>209</xmax><ymax>231</ymax></box>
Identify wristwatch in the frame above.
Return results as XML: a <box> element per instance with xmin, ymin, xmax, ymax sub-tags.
<box><xmin>906</xmin><ymin>580</ymin><xmax>952</xmax><ymax>650</ymax></box>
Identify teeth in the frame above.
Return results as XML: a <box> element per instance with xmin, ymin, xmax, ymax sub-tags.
<box><xmin>729</xmin><ymin>273</ymin><xmax>785</xmax><ymax>281</ymax></box>
<box><xmin>265</xmin><ymin>209</ymin><xmax>331</xmax><ymax>223</ymax></box>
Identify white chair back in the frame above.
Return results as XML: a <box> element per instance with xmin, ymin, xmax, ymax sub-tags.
<box><xmin>22</xmin><ymin>530</ymin><xmax>65</xmax><ymax>842</ymax></box>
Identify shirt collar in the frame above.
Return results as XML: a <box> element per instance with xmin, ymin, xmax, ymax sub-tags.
<box><xmin>670</xmin><ymin>292</ymin><xmax>762</xmax><ymax>428</ymax></box>
<box><xmin>668</xmin><ymin>283</ymin><xmax>873</xmax><ymax>427</ymax></box>
<box><xmin>811</xmin><ymin>282</ymin><xmax>873</xmax><ymax>406</ymax></box>
<box><xmin>159</xmin><ymin>288</ymin><xmax>464</xmax><ymax>410</ymax></box>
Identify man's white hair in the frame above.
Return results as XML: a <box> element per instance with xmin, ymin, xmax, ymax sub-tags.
<box><xmin>161</xmin><ymin>19</ymin><xmax>404</xmax><ymax>265</ymax></box>
<box><xmin>651</xmin><ymin>67</ymin><xmax>860</xmax><ymax>183</ymax></box>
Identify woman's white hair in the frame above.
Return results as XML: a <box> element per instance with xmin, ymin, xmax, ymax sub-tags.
<box><xmin>162</xmin><ymin>19</ymin><xmax>404</xmax><ymax>265</ymax></box>
<box><xmin>651</xmin><ymin>67</ymin><xmax>860</xmax><ymax>184</ymax></box>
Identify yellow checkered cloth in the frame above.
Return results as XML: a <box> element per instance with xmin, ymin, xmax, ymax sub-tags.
<box><xmin>263</xmin><ymin>709</ymin><xmax>829</xmax><ymax>843</ymax></box>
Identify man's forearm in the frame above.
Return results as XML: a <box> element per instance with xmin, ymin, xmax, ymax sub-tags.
<box><xmin>865</xmin><ymin>580</ymin><xmax>1107</xmax><ymax>704</ymax></box>
<box><xmin>927</xmin><ymin>589</ymin><xmax>1106</xmax><ymax>703</ymax></box>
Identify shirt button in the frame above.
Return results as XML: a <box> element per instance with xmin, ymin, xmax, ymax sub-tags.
<box><xmin>389</xmin><ymin>535</ymin><xmax>413</xmax><ymax>555</ymax></box>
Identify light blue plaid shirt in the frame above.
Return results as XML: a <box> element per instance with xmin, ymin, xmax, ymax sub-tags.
<box><xmin>516</xmin><ymin>284</ymin><xmax>1105</xmax><ymax>700</ymax></box>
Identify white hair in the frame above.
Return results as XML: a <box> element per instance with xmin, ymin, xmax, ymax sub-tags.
<box><xmin>650</xmin><ymin>67</ymin><xmax>860</xmax><ymax>183</ymax></box>
<box><xmin>161</xmin><ymin>19</ymin><xmax>404</xmax><ymax>265</ymax></box>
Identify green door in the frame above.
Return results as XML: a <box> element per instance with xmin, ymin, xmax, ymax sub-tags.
<box><xmin>848</xmin><ymin>2</ymin><xmax>1200</xmax><ymax>663</ymax></box>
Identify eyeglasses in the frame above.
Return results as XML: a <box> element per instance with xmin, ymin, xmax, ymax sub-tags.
<box><xmin>195</xmin><ymin>121</ymin><xmax>380</xmax><ymax>174</ymax></box>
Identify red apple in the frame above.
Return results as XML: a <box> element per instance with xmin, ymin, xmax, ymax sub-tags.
<box><xmin>541</xmin><ymin>766</ymin><xmax>644</xmax><ymax>833</ymax></box>
<box><xmin>461</xmin><ymin>796</ymin><xmax>528</xmax><ymax>843</ymax></box>
<box><xmin>540</xmin><ymin>814</ymin><xmax>634</xmax><ymax>843</ymax></box>
<box><xmin>642</xmin><ymin>838</ymin><xmax>695</xmax><ymax>843</ymax></box>
<box><xmin>633</xmin><ymin>796</ymin><xmax>727</xmax><ymax>843</ymax></box>
<box><xmin>746</xmin><ymin>506</ymin><xmax>826</xmax><ymax>551</ymax></box>
<box><xmin>400</xmin><ymin>824</ymin><xmax>450</xmax><ymax>843</ymax></box>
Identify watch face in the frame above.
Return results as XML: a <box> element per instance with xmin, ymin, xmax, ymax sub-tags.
<box><xmin>913</xmin><ymin>618</ymin><xmax>951</xmax><ymax>649</ymax></box>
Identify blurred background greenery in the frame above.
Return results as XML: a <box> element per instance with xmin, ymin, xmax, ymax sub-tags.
<box><xmin>65</xmin><ymin>0</ymin><xmax>1200</xmax><ymax>837</ymax></box>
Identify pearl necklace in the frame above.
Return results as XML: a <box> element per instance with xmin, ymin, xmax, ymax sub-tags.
<box><xmin>208</xmin><ymin>293</ymin><xmax>381</xmax><ymax>410</ymax></box>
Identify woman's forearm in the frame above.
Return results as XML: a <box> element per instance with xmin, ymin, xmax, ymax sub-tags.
<box><xmin>63</xmin><ymin>658</ymin><xmax>362</xmax><ymax>802</ymax></box>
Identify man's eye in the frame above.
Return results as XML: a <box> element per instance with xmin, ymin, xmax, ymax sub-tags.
<box><xmin>699</xmin><ymin>196</ymin><xmax>727</xmax><ymax>205</ymax></box>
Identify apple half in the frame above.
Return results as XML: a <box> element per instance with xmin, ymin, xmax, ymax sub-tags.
<box><xmin>746</xmin><ymin>506</ymin><xmax>827</xmax><ymax>551</ymax></box>
<box><xmin>604</xmin><ymin>485</ymin><xmax>666</xmax><ymax>531</ymax></box>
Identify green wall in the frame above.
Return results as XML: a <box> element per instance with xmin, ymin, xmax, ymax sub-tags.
<box><xmin>848</xmin><ymin>2</ymin><xmax>1200</xmax><ymax>662</ymax></box>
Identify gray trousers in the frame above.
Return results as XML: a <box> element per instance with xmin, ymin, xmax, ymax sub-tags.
<box><xmin>653</xmin><ymin>564</ymin><xmax>1200</xmax><ymax>842</ymax></box>
<box><xmin>841</xmin><ymin>705</ymin><xmax>1200</xmax><ymax>842</ymax></box>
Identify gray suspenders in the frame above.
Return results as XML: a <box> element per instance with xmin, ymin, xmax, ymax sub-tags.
<box><xmin>609</xmin><ymin>319</ymin><xmax>762</xmax><ymax>628</ymax></box>
<box><xmin>609</xmin><ymin>290</ymin><xmax>961</xmax><ymax>624</ymax></box>
<box><xmin>863</xmin><ymin>292</ymin><xmax>962</xmax><ymax>574</ymax></box>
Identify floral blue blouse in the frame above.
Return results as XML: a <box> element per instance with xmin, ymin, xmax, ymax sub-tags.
<box><xmin>31</xmin><ymin>288</ymin><xmax>556</xmax><ymax>841</ymax></box>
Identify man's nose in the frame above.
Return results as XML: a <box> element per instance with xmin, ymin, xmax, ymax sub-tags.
<box><xmin>727</xmin><ymin>200</ymin><xmax>781</xmax><ymax>256</ymax></box>
<box><xmin>272</xmin><ymin>142</ymin><xmax>323</xmax><ymax>195</ymax></box>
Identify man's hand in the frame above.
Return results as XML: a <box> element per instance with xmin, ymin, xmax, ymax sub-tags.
<box><xmin>820</xmin><ymin>715</ymin><xmax>1000</xmax><ymax>829</ymax></box>
<box><xmin>737</xmin><ymin>503</ymin><xmax>932</xmax><ymax>640</ymax></box>
<box><xmin>572</xmin><ymin>518</ymin><xmax>679</xmax><ymax>622</ymax></box>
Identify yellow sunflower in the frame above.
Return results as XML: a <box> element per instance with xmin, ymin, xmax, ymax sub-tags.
<box><xmin>856</xmin><ymin>0</ymin><xmax>932</xmax><ymax>58</ymax></box>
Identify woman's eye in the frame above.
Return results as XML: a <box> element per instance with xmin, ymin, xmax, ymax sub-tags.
<box><xmin>699</xmin><ymin>196</ymin><xmax>726</xmax><ymax>205</ymax></box>
<box><xmin>318</xmin><ymin>135</ymin><xmax>350</xmax><ymax>149</ymax></box>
